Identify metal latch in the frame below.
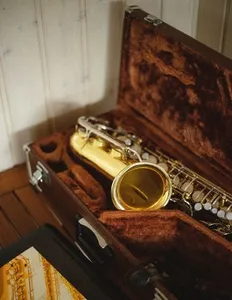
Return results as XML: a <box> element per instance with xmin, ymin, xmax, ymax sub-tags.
<box><xmin>144</xmin><ymin>14</ymin><xmax>162</xmax><ymax>26</ymax></box>
<box><xmin>23</xmin><ymin>144</ymin><xmax>50</xmax><ymax>192</ymax></box>
<box><xmin>75</xmin><ymin>215</ymin><xmax>114</xmax><ymax>265</ymax></box>
<box><xmin>126</xmin><ymin>5</ymin><xmax>140</xmax><ymax>13</ymax></box>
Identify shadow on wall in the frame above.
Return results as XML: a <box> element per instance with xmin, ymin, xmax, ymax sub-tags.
<box><xmin>11</xmin><ymin>1</ymin><xmax>126</xmax><ymax>167</ymax></box>
<box><xmin>87</xmin><ymin>1</ymin><xmax>125</xmax><ymax>115</ymax></box>
<box><xmin>11</xmin><ymin>97</ymin><xmax>115</xmax><ymax>166</ymax></box>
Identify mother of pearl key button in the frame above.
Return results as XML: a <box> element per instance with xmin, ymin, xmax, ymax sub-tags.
<box><xmin>217</xmin><ymin>210</ymin><xmax>226</xmax><ymax>219</ymax></box>
<box><xmin>157</xmin><ymin>162</ymin><xmax>169</xmax><ymax>172</ymax></box>
<box><xmin>194</xmin><ymin>203</ymin><xmax>203</xmax><ymax>211</ymax></box>
<box><xmin>181</xmin><ymin>181</ymin><xmax>194</xmax><ymax>194</ymax></box>
<box><xmin>204</xmin><ymin>202</ymin><xmax>212</xmax><ymax>210</ymax></box>
<box><xmin>211</xmin><ymin>207</ymin><xmax>218</xmax><ymax>214</ymax></box>
<box><xmin>148</xmin><ymin>155</ymin><xmax>158</xmax><ymax>164</ymax></box>
<box><xmin>192</xmin><ymin>191</ymin><xmax>204</xmax><ymax>202</ymax></box>
<box><xmin>226</xmin><ymin>211</ymin><xmax>232</xmax><ymax>221</ymax></box>
<box><xmin>141</xmin><ymin>152</ymin><xmax>149</xmax><ymax>160</ymax></box>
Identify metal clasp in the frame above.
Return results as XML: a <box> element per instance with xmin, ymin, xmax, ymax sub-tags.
<box><xmin>126</xmin><ymin>5</ymin><xmax>140</xmax><ymax>14</ymax></box>
<box><xmin>144</xmin><ymin>14</ymin><xmax>162</xmax><ymax>26</ymax></box>
<box><xmin>23</xmin><ymin>144</ymin><xmax>50</xmax><ymax>192</ymax></box>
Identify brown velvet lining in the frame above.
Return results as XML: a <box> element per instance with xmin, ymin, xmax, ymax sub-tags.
<box><xmin>31</xmin><ymin>121</ymin><xmax>232</xmax><ymax>299</ymax></box>
<box><xmin>118</xmin><ymin>13</ymin><xmax>232</xmax><ymax>183</ymax></box>
<box><xmin>99</xmin><ymin>210</ymin><xmax>232</xmax><ymax>299</ymax></box>
<box><xmin>30</xmin><ymin>9</ymin><xmax>232</xmax><ymax>300</ymax></box>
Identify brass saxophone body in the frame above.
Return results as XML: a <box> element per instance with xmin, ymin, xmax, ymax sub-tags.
<box><xmin>0</xmin><ymin>255</ymin><xmax>34</xmax><ymax>300</ymax></box>
<box><xmin>70</xmin><ymin>116</ymin><xmax>232</xmax><ymax>238</ymax></box>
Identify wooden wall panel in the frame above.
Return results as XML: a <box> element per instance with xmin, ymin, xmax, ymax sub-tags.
<box><xmin>85</xmin><ymin>0</ymin><xmax>163</xmax><ymax>115</ymax></box>
<box><xmin>0</xmin><ymin>0</ymin><xmax>49</xmax><ymax>166</ymax></box>
<box><xmin>85</xmin><ymin>0</ymin><xmax>125</xmax><ymax>115</ymax></box>
<box><xmin>38</xmin><ymin>0</ymin><xmax>87</xmax><ymax>130</ymax></box>
<box><xmin>162</xmin><ymin>0</ymin><xmax>199</xmax><ymax>36</ymax></box>
<box><xmin>0</xmin><ymin>91</ymin><xmax>12</xmax><ymax>171</ymax></box>
<box><xmin>126</xmin><ymin>0</ymin><xmax>162</xmax><ymax>17</ymax></box>
<box><xmin>222</xmin><ymin>1</ymin><xmax>232</xmax><ymax>59</ymax></box>
<box><xmin>196</xmin><ymin>0</ymin><xmax>227</xmax><ymax>51</ymax></box>
<box><xmin>0</xmin><ymin>0</ymin><xmax>200</xmax><ymax>172</ymax></box>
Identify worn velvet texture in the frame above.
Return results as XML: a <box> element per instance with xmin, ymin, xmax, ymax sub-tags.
<box><xmin>31</xmin><ymin>11</ymin><xmax>232</xmax><ymax>300</ymax></box>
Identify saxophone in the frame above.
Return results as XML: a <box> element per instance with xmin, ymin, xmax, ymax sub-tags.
<box><xmin>70</xmin><ymin>116</ymin><xmax>232</xmax><ymax>238</ymax></box>
<box><xmin>40</xmin><ymin>255</ymin><xmax>86</xmax><ymax>300</ymax></box>
<box><xmin>0</xmin><ymin>255</ymin><xmax>34</xmax><ymax>300</ymax></box>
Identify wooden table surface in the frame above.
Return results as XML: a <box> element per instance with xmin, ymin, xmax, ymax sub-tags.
<box><xmin>0</xmin><ymin>164</ymin><xmax>66</xmax><ymax>249</ymax></box>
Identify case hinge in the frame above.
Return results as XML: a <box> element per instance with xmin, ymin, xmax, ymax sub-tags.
<box><xmin>126</xmin><ymin>5</ymin><xmax>140</xmax><ymax>14</ymax></box>
<box><xmin>23</xmin><ymin>144</ymin><xmax>50</xmax><ymax>192</ymax></box>
<box><xmin>144</xmin><ymin>14</ymin><xmax>162</xmax><ymax>26</ymax></box>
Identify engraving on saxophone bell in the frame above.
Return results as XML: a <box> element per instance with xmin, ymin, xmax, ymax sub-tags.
<box><xmin>69</xmin><ymin>116</ymin><xmax>232</xmax><ymax>239</ymax></box>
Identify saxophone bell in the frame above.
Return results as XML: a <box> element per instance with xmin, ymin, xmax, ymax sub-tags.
<box><xmin>111</xmin><ymin>161</ymin><xmax>172</xmax><ymax>211</ymax></box>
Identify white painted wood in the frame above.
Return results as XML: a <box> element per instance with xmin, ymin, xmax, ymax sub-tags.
<box><xmin>38</xmin><ymin>0</ymin><xmax>87</xmax><ymax>131</ymax></box>
<box><xmin>0</xmin><ymin>0</ymin><xmax>49</xmax><ymax>166</ymax></box>
<box><xmin>222</xmin><ymin>0</ymin><xmax>232</xmax><ymax>59</ymax></box>
<box><xmin>85</xmin><ymin>0</ymin><xmax>124</xmax><ymax>115</ymax></box>
<box><xmin>162</xmin><ymin>0</ymin><xmax>199</xmax><ymax>37</ymax></box>
<box><xmin>0</xmin><ymin>0</ymin><xmax>200</xmax><ymax>172</ymax></box>
<box><xmin>0</xmin><ymin>69</ymin><xmax>13</xmax><ymax>171</ymax></box>
<box><xmin>126</xmin><ymin>0</ymin><xmax>162</xmax><ymax>17</ymax></box>
<box><xmin>85</xmin><ymin>0</ymin><xmax>163</xmax><ymax>115</ymax></box>
<box><xmin>196</xmin><ymin>0</ymin><xmax>227</xmax><ymax>51</ymax></box>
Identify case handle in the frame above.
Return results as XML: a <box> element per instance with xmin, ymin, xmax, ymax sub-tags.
<box><xmin>75</xmin><ymin>215</ymin><xmax>114</xmax><ymax>265</ymax></box>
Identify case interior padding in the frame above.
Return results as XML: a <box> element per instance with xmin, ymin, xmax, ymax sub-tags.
<box><xmin>30</xmin><ymin>9</ymin><xmax>232</xmax><ymax>300</ymax></box>
<box><xmin>117</xmin><ymin>11</ymin><xmax>232</xmax><ymax>189</ymax></box>
<box><xmin>31</xmin><ymin>114</ymin><xmax>232</xmax><ymax>300</ymax></box>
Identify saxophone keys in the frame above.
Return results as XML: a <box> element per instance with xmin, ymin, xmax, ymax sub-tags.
<box><xmin>125</xmin><ymin>138</ymin><xmax>132</xmax><ymax>146</ymax></box>
<box><xmin>217</xmin><ymin>209</ymin><xmax>226</xmax><ymax>219</ymax></box>
<box><xmin>141</xmin><ymin>152</ymin><xmax>158</xmax><ymax>164</ymax></box>
<box><xmin>157</xmin><ymin>162</ymin><xmax>169</xmax><ymax>172</ymax></box>
<box><xmin>215</xmin><ymin>195</ymin><xmax>228</xmax><ymax>219</ymax></box>
<box><xmin>225</xmin><ymin>204</ymin><xmax>232</xmax><ymax>221</ymax></box>
<box><xmin>131</xmin><ymin>143</ymin><xmax>142</xmax><ymax>155</ymax></box>
<box><xmin>210</xmin><ymin>196</ymin><xmax>221</xmax><ymax>214</ymax></box>
<box><xmin>203</xmin><ymin>202</ymin><xmax>212</xmax><ymax>210</ymax></box>
<box><xmin>180</xmin><ymin>181</ymin><xmax>194</xmax><ymax>194</ymax></box>
<box><xmin>149</xmin><ymin>155</ymin><xmax>158</xmax><ymax>164</ymax></box>
<box><xmin>192</xmin><ymin>190</ymin><xmax>205</xmax><ymax>202</ymax></box>
<box><xmin>226</xmin><ymin>211</ymin><xmax>232</xmax><ymax>221</ymax></box>
<box><xmin>194</xmin><ymin>202</ymin><xmax>203</xmax><ymax>211</ymax></box>
<box><xmin>9</xmin><ymin>278</ymin><xmax>16</xmax><ymax>285</ymax></box>
<box><xmin>141</xmin><ymin>152</ymin><xmax>149</xmax><ymax>160</ymax></box>
<box><xmin>211</xmin><ymin>207</ymin><xmax>218</xmax><ymax>214</ymax></box>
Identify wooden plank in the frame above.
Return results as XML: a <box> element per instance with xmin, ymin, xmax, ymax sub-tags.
<box><xmin>15</xmin><ymin>186</ymin><xmax>64</xmax><ymax>232</ymax></box>
<box><xmin>0</xmin><ymin>193</ymin><xmax>37</xmax><ymax>236</ymax></box>
<box><xmin>222</xmin><ymin>0</ymin><xmax>232</xmax><ymax>58</ymax></box>
<box><xmin>196</xmin><ymin>0</ymin><xmax>227</xmax><ymax>51</ymax></box>
<box><xmin>126</xmin><ymin>0</ymin><xmax>162</xmax><ymax>16</ymax></box>
<box><xmin>85</xmin><ymin>0</ymin><xmax>125</xmax><ymax>115</ymax></box>
<box><xmin>0</xmin><ymin>0</ymin><xmax>50</xmax><ymax>167</ymax></box>
<box><xmin>38</xmin><ymin>0</ymin><xmax>86</xmax><ymax>131</ymax></box>
<box><xmin>162</xmin><ymin>0</ymin><xmax>199</xmax><ymax>37</ymax></box>
<box><xmin>0</xmin><ymin>164</ymin><xmax>28</xmax><ymax>196</ymax></box>
<box><xmin>0</xmin><ymin>69</ymin><xmax>13</xmax><ymax>172</ymax></box>
<box><xmin>0</xmin><ymin>210</ymin><xmax>19</xmax><ymax>247</ymax></box>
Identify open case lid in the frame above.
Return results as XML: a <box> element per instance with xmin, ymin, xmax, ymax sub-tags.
<box><xmin>117</xmin><ymin>6</ymin><xmax>232</xmax><ymax>193</ymax></box>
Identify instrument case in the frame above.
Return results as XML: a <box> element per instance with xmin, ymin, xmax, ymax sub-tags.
<box><xmin>24</xmin><ymin>6</ymin><xmax>232</xmax><ymax>300</ymax></box>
